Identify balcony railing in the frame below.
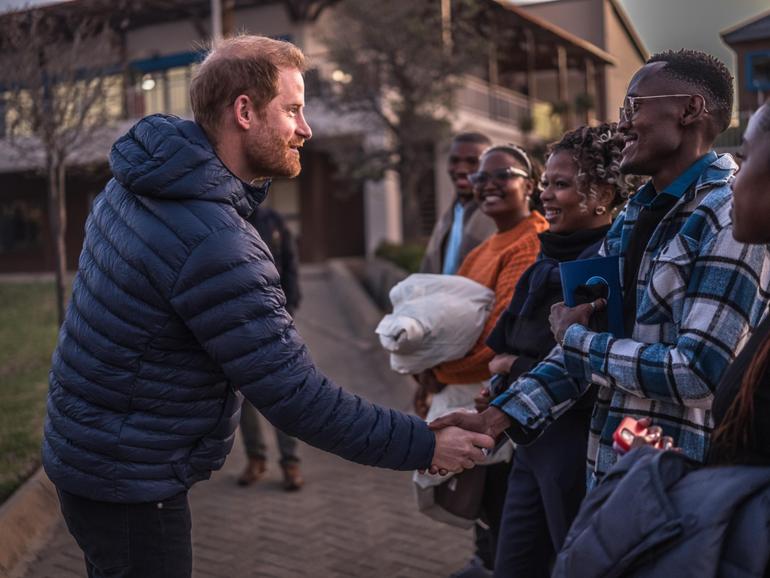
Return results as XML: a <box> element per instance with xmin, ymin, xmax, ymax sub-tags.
<box><xmin>456</xmin><ymin>75</ymin><xmax>560</xmax><ymax>140</ymax></box>
<box><xmin>457</xmin><ymin>75</ymin><xmax>530</xmax><ymax>125</ymax></box>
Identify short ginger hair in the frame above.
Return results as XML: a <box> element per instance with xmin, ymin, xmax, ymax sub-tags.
<box><xmin>190</xmin><ymin>35</ymin><xmax>306</xmax><ymax>139</ymax></box>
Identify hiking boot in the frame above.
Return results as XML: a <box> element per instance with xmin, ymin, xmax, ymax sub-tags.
<box><xmin>281</xmin><ymin>462</ymin><xmax>304</xmax><ymax>492</ymax></box>
<box><xmin>237</xmin><ymin>457</ymin><xmax>266</xmax><ymax>486</ymax></box>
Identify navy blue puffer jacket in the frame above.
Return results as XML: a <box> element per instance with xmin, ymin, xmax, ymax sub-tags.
<box><xmin>42</xmin><ymin>114</ymin><xmax>435</xmax><ymax>503</ymax></box>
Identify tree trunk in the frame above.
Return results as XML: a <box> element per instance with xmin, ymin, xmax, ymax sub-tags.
<box><xmin>47</xmin><ymin>156</ymin><xmax>68</xmax><ymax>327</ymax></box>
<box><xmin>399</xmin><ymin>167</ymin><xmax>423</xmax><ymax>242</ymax></box>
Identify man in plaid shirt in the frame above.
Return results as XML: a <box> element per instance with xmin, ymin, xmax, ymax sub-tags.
<box><xmin>430</xmin><ymin>50</ymin><xmax>770</xmax><ymax>488</ymax></box>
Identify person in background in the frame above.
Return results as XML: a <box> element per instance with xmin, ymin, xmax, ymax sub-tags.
<box><xmin>237</xmin><ymin>206</ymin><xmax>304</xmax><ymax>490</ymax></box>
<box><xmin>421</xmin><ymin>144</ymin><xmax>548</xmax><ymax>577</ymax></box>
<box><xmin>415</xmin><ymin>132</ymin><xmax>496</xmax><ymax>419</ymax></box>
<box><xmin>431</xmin><ymin>49</ymin><xmax>770</xmax><ymax>492</ymax></box>
<box><xmin>482</xmin><ymin>124</ymin><xmax>636</xmax><ymax>577</ymax></box>
<box><xmin>709</xmin><ymin>100</ymin><xmax>770</xmax><ymax>467</ymax></box>
<box><xmin>420</xmin><ymin>132</ymin><xmax>496</xmax><ymax>276</ymax></box>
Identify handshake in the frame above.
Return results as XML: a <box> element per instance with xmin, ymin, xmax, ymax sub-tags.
<box><xmin>426</xmin><ymin>407</ymin><xmax>514</xmax><ymax>475</ymax></box>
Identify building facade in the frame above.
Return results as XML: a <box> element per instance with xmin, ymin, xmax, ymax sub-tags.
<box><xmin>0</xmin><ymin>0</ymin><xmax>642</xmax><ymax>272</ymax></box>
<box><xmin>720</xmin><ymin>9</ymin><xmax>770</xmax><ymax>150</ymax></box>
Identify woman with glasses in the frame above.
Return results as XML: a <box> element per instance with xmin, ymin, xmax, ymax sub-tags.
<box><xmin>483</xmin><ymin>124</ymin><xmax>636</xmax><ymax>578</ymax></box>
<box><xmin>417</xmin><ymin>143</ymin><xmax>547</xmax><ymax>576</ymax></box>
<box><xmin>428</xmin><ymin>144</ymin><xmax>548</xmax><ymax>387</ymax></box>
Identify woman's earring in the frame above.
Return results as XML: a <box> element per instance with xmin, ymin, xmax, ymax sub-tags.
<box><xmin>595</xmin><ymin>206</ymin><xmax>607</xmax><ymax>215</ymax></box>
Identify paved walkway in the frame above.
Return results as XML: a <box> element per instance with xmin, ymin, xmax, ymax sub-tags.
<box><xmin>20</xmin><ymin>264</ymin><xmax>473</xmax><ymax>578</ymax></box>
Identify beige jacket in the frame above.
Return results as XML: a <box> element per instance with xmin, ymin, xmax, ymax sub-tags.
<box><xmin>420</xmin><ymin>200</ymin><xmax>496</xmax><ymax>274</ymax></box>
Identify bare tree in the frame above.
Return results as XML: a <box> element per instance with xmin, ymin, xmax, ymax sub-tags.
<box><xmin>320</xmin><ymin>0</ymin><xmax>486</xmax><ymax>241</ymax></box>
<box><xmin>0</xmin><ymin>6</ymin><xmax>120</xmax><ymax>325</ymax></box>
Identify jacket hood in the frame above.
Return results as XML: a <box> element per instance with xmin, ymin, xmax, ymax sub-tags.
<box><xmin>109</xmin><ymin>114</ymin><xmax>268</xmax><ymax>216</ymax></box>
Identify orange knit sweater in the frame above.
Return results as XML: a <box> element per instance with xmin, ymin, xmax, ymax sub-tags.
<box><xmin>434</xmin><ymin>211</ymin><xmax>548</xmax><ymax>384</ymax></box>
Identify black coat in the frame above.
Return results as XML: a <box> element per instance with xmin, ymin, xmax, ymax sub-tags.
<box><xmin>248</xmin><ymin>207</ymin><xmax>301</xmax><ymax>314</ymax></box>
<box><xmin>486</xmin><ymin>227</ymin><xmax>609</xmax><ymax>397</ymax></box>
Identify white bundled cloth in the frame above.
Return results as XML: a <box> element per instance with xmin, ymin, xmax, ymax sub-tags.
<box><xmin>413</xmin><ymin>383</ymin><xmax>514</xmax><ymax>490</ymax></box>
<box><xmin>412</xmin><ymin>383</ymin><xmax>514</xmax><ymax>529</ymax></box>
<box><xmin>375</xmin><ymin>274</ymin><xmax>495</xmax><ymax>374</ymax></box>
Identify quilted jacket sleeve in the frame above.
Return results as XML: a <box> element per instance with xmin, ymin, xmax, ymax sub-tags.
<box><xmin>170</xmin><ymin>227</ymin><xmax>435</xmax><ymax>470</ymax></box>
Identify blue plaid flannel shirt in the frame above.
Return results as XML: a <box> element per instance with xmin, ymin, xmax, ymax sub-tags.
<box><xmin>491</xmin><ymin>153</ymin><xmax>770</xmax><ymax>488</ymax></box>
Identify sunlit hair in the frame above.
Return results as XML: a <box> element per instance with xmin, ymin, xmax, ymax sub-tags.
<box><xmin>546</xmin><ymin>123</ymin><xmax>639</xmax><ymax>213</ymax></box>
<box><xmin>647</xmin><ymin>49</ymin><xmax>734</xmax><ymax>133</ymax></box>
<box><xmin>483</xmin><ymin>142</ymin><xmax>528</xmax><ymax>170</ymax></box>
<box><xmin>190</xmin><ymin>35</ymin><xmax>306</xmax><ymax>140</ymax></box>
<box><xmin>453</xmin><ymin>132</ymin><xmax>492</xmax><ymax>146</ymax></box>
<box><xmin>480</xmin><ymin>144</ymin><xmax>541</xmax><ymax>210</ymax></box>
<box><xmin>758</xmin><ymin>101</ymin><xmax>770</xmax><ymax>133</ymax></box>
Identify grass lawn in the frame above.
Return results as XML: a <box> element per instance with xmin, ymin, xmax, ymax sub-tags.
<box><xmin>0</xmin><ymin>282</ymin><xmax>60</xmax><ymax>503</ymax></box>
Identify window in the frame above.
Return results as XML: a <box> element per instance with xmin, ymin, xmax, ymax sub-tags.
<box><xmin>747</xmin><ymin>51</ymin><xmax>770</xmax><ymax>91</ymax></box>
<box><xmin>0</xmin><ymin>199</ymin><xmax>44</xmax><ymax>254</ymax></box>
<box><xmin>2</xmin><ymin>74</ymin><xmax>124</xmax><ymax>139</ymax></box>
<box><xmin>130</xmin><ymin>52</ymin><xmax>204</xmax><ymax>119</ymax></box>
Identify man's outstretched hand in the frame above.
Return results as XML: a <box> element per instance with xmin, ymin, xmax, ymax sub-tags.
<box><xmin>429</xmin><ymin>407</ymin><xmax>513</xmax><ymax>439</ymax></box>
<box><xmin>430</xmin><ymin>426</ymin><xmax>495</xmax><ymax>475</ymax></box>
<box><xmin>426</xmin><ymin>408</ymin><xmax>513</xmax><ymax>475</ymax></box>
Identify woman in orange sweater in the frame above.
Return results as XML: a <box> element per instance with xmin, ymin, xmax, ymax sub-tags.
<box><xmin>418</xmin><ymin>144</ymin><xmax>547</xmax><ymax>576</ymax></box>
<box><xmin>421</xmin><ymin>144</ymin><xmax>548</xmax><ymax>387</ymax></box>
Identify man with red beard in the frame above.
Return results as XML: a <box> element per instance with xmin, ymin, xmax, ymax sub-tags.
<box><xmin>42</xmin><ymin>35</ymin><xmax>494</xmax><ymax>578</ymax></box>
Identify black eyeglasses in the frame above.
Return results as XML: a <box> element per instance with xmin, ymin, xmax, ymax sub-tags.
<box><xmin>469</xmin><ymin>167</ymin><xmax>530</xmax><ymax>188</ymax></box>
<box><xmin>619</xmin><ymin>93</ymin><xmax>709</xmax><ymax>122</ymax></box>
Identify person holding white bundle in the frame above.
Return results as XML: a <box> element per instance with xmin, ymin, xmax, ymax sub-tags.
<box><xmin>416</xmin><ymin>144</ymin><xmax>548</xmax><ymax>577</ymax></box>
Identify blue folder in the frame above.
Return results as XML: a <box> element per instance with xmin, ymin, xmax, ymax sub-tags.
<box><xmin>559</xmin><ymin>255</ymin><xmax>624</xmax><ymax>338</ymax></box>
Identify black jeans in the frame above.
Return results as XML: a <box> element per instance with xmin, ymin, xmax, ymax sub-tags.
<box><xmin>57</xmin><ymin>488</ymin><xmax>192</xmax><ymax>578</ymax></box>
<box><xmin>493</xmin><ymin>408</ymin><xmax>591</xmax><ymax>578</ymax></box>
<box><xmin>474</xmin><ymin>460</ymin><xmax>512</xmax><ymax>570</ymax></box>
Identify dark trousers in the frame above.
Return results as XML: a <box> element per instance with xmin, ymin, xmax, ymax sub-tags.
<box><xmin>239</xmin><ymin>400</ymin><xmax>299</xmax><ymax>464</ymax></box>
<box><xmin>493</xmin><ymin>408</ymin><xmax>591</xmax><ymax>578</ymax></box>
<box><xmin>57</xmin><ymin>488</ymin><xmax>192</xmax><ymax>578</ymax></box>
<box><xmin>475</xmin><ymin>460</ymin><xmax>512</xmax><ymax>570</ymax></box>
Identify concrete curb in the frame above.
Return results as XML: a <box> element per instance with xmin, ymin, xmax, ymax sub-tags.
<box><xmin>326</xmin><ymin>259</ymin><xmax>385</xmax><ymax>344</ymax></box>
<box><xmin>0</xmin><ymin>467</ymin><xmax>60</xmax><ymax>578</ymax></box>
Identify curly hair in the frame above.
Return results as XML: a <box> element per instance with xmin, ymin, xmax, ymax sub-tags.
<box><xmin>546</xmin><ymin>123</ymin><xmax>640</xmax><ymax>213</ymax></box>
